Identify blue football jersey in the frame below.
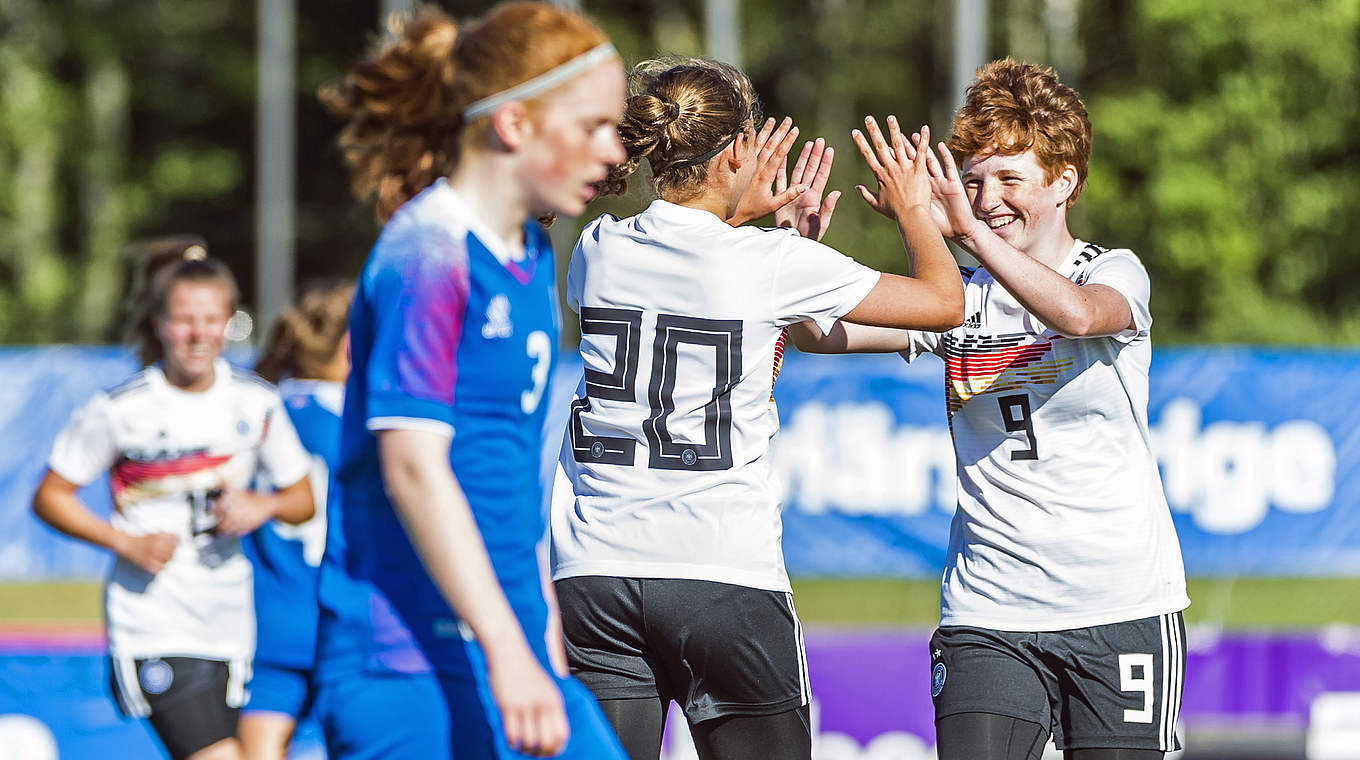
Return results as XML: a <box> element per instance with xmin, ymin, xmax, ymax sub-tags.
<box><xmin>316</xmin><ymin>179</ymin><xmax>560</xmax><ymax>679</ymax></box>
<box><xmin>243</xmin><ymin>379</ymin><xmax>342</xmax><ymax>670</ymax></box>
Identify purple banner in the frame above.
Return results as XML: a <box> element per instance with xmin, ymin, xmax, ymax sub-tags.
<box><xmin>4</xmin><ymin>627</ymin><xmax>1359</xmax><ymax>759</ymax></box>
<box><xmin>658</xmin><ymin>627</ymin><xmax>1360</xmax><ymax>759</ymax></box>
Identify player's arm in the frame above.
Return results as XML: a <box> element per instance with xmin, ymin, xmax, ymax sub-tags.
<box><xmin>787</xmin><ymin>319</ymin><xmax>913</xmax><ymax>354</ymax></box>
<box><xmin>379</xmin><ymin>428</ymin><xmax>567</xmax><ymax>757</ymax></box>
<box><xmin>32</xmin><ymin>470</ymin><xmax>178</xmax><ymax>575</ymax></box>
<box><xmin>538</xmin><ymin>534</ymin><xmax>569</xmax><ymax>678</ymax></box>
<box><xmin>927</xmin><ymin>142</ymin><xmax>1133</xmax><ymax>338</ymax></box>
<box><xmin>847</xmin><ymin>117</ymin><xmax>964</xmax><ymax>333</ymax></box>
<box><xmin>973</xmin><ymin>244</ymin><xmax>1132</xmax><ymax>337</ymax></box>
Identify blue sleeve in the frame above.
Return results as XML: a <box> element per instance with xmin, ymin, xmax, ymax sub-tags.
<box><xmin>363</xmin><ymin>228</ymin><xmax>471</xmax><ymax>433</ymax></box>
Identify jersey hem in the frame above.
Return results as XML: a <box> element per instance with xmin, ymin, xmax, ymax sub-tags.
<box><xmin>809</xmin><ymin>271</ymin><xmax>880</xmax><ymax>334</ymax></box>
<box><xmin>106</xmin><ymin>647</ymin><xmax>249</xmax><ymax>663</ymax></box>
<box><xmin>552</xmin><ymin>561</ymin><xmax>791</xmax><ymax>594</ymax></box>
<box><xmin>46</xmin><ymin>458</ymin><xmax>98</xmax><ymax>489</ymax></box>
<box><xmin>366</xmin><ymin>416</ymin><xmax>454</xmax><ymax>437</ymax></box>
<box><xmin>938</xmin><ymin>595</ymin><xmax>1190</xmax><ymax>632</ymax></box>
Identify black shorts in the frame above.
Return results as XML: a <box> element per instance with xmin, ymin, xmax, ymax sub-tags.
<box><xmin>110</xmin><ymin>655</ymin><xmax>246</xmax><ymax>760</ymax></box>
<box><xmin>930</xmin><ymin>611</ymin><xmax>1186</xmax><ymax>752</ymax></box>
<box><xmin>555</xmin><ymin>576</ymin><xmax>811</xmax><ymax>723</ymax></box>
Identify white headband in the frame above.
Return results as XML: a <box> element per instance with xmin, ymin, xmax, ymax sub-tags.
<box><xmin>462</xmin><ymin>43</ymin><xmax>618</xmax><ymax>121</ymax></box>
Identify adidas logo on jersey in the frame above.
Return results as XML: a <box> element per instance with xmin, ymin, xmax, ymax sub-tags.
<box><xmin>962</xmin><ymin>312</ymin><xmax>982</xmax><ymax>330</ymax></box>
<box><xmin>482</xmin><ymin>294</ymin><xmax>513</xmax><ymax>339</ymax></box>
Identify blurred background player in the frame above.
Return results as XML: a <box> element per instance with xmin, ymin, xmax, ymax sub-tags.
<box><xmin>311</xmin><ymin>3</ymin><xmax>628</xmax><ymax>759</ymax></box>
<box><xmin>31</xmin><ymin>240</ymin><xmax>314</xmax><ymax>760</ymax></box>
<box><xmin>241</xmin><ymin>278</ymin><xmax>352</xmax><ymax>760</ymax></box>
<box><xmin>793</xmin><ymin>59</ymin><xmax>1189</xmax><ymax>759</ymax></box>
<box><xmin>551</xmin><ymin>57</ymin><xmax>963</xmax><ymax>760</ymax></box>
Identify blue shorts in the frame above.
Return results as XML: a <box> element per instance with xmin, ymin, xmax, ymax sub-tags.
<box><xmin>244</xmin><ymin>663</ymin><xmax>313</xmax><ymax>719</ymax></box>
<box><xmin>313</xmin><ymin>665</ymin><xmax>625</xmax><ymax>760</ymax></box>
<box><xmin>313</xmin><ymin>670</ymin><xmax>449</xmax><ymax>760</ymax></box>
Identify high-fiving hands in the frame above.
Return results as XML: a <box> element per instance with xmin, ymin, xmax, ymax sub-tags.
<box><xmin>917</xmin><ymin>137</ymin><xmax>986</xmax><ymax>246</ymax></box>
<box><xmin>851</xmin><ymin>116</ymin><xmax>934</xmax><ymax>221</ymax></box>
<box><xmin>854</xmin><ymin>118</ymin><xmax>989</xmax><ymax>247</ymax></box>
<box><xmin>727</xmin><ymin>117</ymin><xmax>805</xmax><ymax>227</ymax></box>
<box><xmin>775</xmin><ymin>137</ymin><xmax>841</xmax><ymax>241</ymax></box>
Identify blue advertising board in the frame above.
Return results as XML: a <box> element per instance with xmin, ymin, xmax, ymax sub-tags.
<box><xmin>771</xmin><ymin>347</ymin><xmax>1360</xmax><ymax>577</ymax></box>
<box><xmin>2</xmin><ymin>346</ymin><xmax>1359</xmax><ymax>580</ymax></box>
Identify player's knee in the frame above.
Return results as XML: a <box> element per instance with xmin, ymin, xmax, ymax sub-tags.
<box><xmin>238</xmin><ymin>713</ymin><xmax>295</xmax><ymax>760</ymax></box>
<box><xmin>187</xmin><ymin>736</ymin><xmax>245</xmax><ymax>760</ymax></box>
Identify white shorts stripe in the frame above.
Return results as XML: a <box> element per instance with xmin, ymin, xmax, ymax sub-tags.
<box><xmin>1158</xmin><ymin>612</ymin><xmax>1186</xmax><ymax>750</ymax></box>
<box><xmin>1169</xmin><ymin>612</ymin><xmax>1185</xmax><ymax>748</ymax></box>
<box><xmin>110</xmin><ymin>655</ymin><xmax>151</xmax><ymax>718</ymax></box>
<box><xmin>785</xmin><ymin>592</ymin><xmax>811</xmax><ymax>705</ymax></box>
<box><xmin>1158</xmin><ymin>614</ymin><xmax>1172</xmax><ymax>748</ymax></box>
<box><xmin>225</xmin><ymin>657</ymin><xmax>251</xmax><ymax>709</ymax></box>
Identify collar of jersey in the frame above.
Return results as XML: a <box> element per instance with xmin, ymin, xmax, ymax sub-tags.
<box><xmin>149</xmin><ymin>357</ymin><xmax>230</xmax><ymax>397</ymax></box>
<box><xmin>426</xmin><ymin>179</ymin><xmax>536</xmax><ymax>268</ymax></box>
<box><xmin>278</xmin><ymin>377</ymin><xmax>344</xmax><ymax>416</ymax></box>
<box><xmin>1056</xmin><ymin>238</ymin><xmax>1090</xmax><ymax>279</ymax></box>
<box><xmin>646</xmin><ymin>198</ymin><xmax>727</xmax><ymax>225</ymax></box>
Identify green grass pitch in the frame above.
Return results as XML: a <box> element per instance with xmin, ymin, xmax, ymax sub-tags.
<box><xmin>2</xmin><ymin>578</ymin><xmax>1358</xmax><ymax>629</ymax></box>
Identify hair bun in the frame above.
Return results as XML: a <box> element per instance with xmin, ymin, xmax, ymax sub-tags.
<box><xmin>662</xmin><ymin>100</ymin><xmax>680</xmax><ymax>123</ymax></box>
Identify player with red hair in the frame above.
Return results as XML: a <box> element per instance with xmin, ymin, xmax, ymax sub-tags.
<box><xmin>795</xmin><ymin>58</ymin><xmax>1189</xmax><ymax>760</ymax></box>
<box><xmin>311</xmin><ymin>3</ymin><xmax>629</xmax><ymax>759</ymax></box>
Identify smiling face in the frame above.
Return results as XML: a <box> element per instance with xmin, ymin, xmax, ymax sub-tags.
<box><xmin>155</xmin><ymin>279</ymin><xmax>232</xmax><ymax>391</ymax></box>
<box><xmin>961</xmin><ymin>149</ymin><xmax>1078</xmax><ymax>258</ymax></box>
<box><xmin>517</xmin><ymin>59</ymin><xmax>627</xmax><ymax>217</ymax></box>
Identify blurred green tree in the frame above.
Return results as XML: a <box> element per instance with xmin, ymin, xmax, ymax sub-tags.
<box><xmin>0</xmin><ymin>0</ymin><xmax>1356</xmax><ymax>345</ymax></box>
<box><xmin>1075</xmin><ymin>0</ymin><xmax>1360</xmax><ymax>343</ymax></box>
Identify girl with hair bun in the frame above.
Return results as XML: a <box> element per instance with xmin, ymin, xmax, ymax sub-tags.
<box><xmin>238</xmin><ymin>278</ymin><xmax>352</xmax><ymax>760</ymax></box>
<box><xmin>552</xmin><ymin>56</ymin><xmax>964</xmax><ymax>759</ymax></box>
<box><xmin>312</xmin><ymin>3</ymin><xmax>627</xmax><ymax>759</ymax></box>
<box><xmin>33</xmin><ymin>240</ymin><xmax>314</xmax><ymax>760</ymax></box>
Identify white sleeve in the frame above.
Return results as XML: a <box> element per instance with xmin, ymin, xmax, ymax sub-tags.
<box><xmin>1084</xmin><ymin>250</ymin><xmax>1151</xmax><ymax>343</ymax></box>
<box><xmin>898</xmin><ymin>329</ymin><xmax>943</xmax><ymax>363</ymax></box>
<box><xmin>258</xmin><ymin>394</ymin><xmax>312</xmax><ymax>489</ymax></box>
<box><xmin>48</xmin><ymin>394</ymin><xmax>119</xmax><ymax>486</ymax></box>
<box><xmin>566</xmin><ymin>224</ymin><xmax>596</xmax><ymax>314</ymax></box>
<box><xmin>770</xmin><ymin>234</ymin><xmax>881</xmax><ymax>332</ymax></box>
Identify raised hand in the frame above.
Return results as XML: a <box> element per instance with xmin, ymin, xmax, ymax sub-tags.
<box><xmin>852</xmin><ymin>116</ymin><xmax>932</xmax><ymax>221</ymax></box>
<box><xmin>727</xmin><ymin>117</ymin><xmax>804</xmax><ymax>226</ymax></box>
<box><xmin>122</xmin><ymin>532</ymin><xmax>178</xmax><ymax>575</ymax></box>
<box><xmin>923</xmin><ymin>138</ymin><xmax>986</xmax><ymax>244</ymax></box>
<box><xmin>774</xmin><ymin>137</ymin><xmax>841</xmax><ymax>241</ymax></box>
<box><xmin>489</xmin><ymin>646</ymin><xmax>569</xmax><ymax>757</ymax></box>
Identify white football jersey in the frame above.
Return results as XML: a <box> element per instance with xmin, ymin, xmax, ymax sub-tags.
<box><xmin>901</xmin><ymin>240</ymin><xmax>1188</xmax><ymax>630</ymax></box>
<box><xmin>552</xmin><ymin>199</ymin><xmax>880</xmax><ymax>592</ymax></box>
<box><xmin>48</xmin><ymin>358</ymin><xmax>311</xmax><ymax>661</ymax></box>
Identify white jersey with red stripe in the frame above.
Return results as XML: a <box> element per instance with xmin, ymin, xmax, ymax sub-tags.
<box><xmin>552</xmin><ymin>199</ymin><xmax>880</xmax><ymax>592</ymax></box>
<box><xmin>901</xmin><ymin>240</ymin><xmax>1188</xmax><ymax>631</ymax></box>
<box><xmin>48</xmin><ymin>358</ymin><xmax>310</xmax><ymax>661</ymax></box>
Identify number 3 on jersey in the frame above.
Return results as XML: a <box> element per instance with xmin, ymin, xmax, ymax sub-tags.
<box><xmin>521</xmin><ymin>330</ymin><xmax>551</xmax><ymax>414</ymax></box>
<box><xmin>570</xmin><ymin>306</ymin><xmax>741</xmax><ymax>471</ymax></box>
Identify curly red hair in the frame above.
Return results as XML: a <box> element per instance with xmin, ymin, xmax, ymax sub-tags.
<box><xmin>320</xmin><ymin>3</ymin><xmax>609</xmax><ymax>221</ymax></box>
<box><xmin>947</xmin><ymin>58</ymin><xmax>1092</xmax><ymax>206</ymax></box>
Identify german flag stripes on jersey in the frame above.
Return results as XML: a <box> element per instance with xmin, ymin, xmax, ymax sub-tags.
<box><xmin>897</xmin><ymin>240</ymin><xmax>1188</xmax><ymax>632</ymax></box>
